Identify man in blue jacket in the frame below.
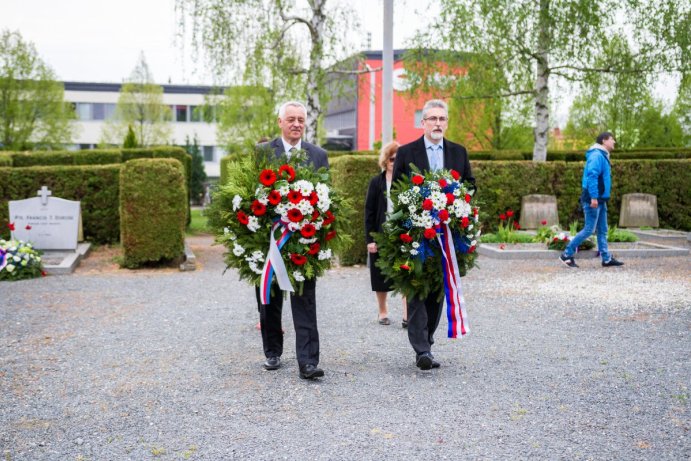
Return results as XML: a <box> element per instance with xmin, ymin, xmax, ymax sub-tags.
<box><xmin>560</xmin><ymin>132</ymin><xmax>624</xmax><ymax>268</ymax></box>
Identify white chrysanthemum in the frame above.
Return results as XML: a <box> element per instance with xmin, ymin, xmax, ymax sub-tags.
<box><xmin>412</xmin><ymin>186</ymin><xmax>420</xmax><ymax>194</ymax></box>
<box><xmin>299</xmin><ymin>237</ymin><xmax>318</xmax><ymax>244</ymax></box>
<box><xmin>410</xmin><ymin>249</ymin><xmax>419</xmax><ymax>256</ymax></box>
<box><xmin>6</xmin><ymin>264</ymin><xmax>14</xmax><ymax>272</ymax></box>
<box><xmin>247</xmin><ymin>216</ymin><xmax>260</xmax><ymax>233</ymax></box>
<box><xmin>317</xmin><ymin>199</ymin><xmax>331</xmax><ymax>211</ymax></box>
<box><xmin>431</xmin><ymin>191</ymin><xmax>446</xmax><ymax>209</ymax></box>
<box><xmin>279</xmin><ymin>185</ymin><xmax>290</xmax><ymax>195</ymax></box>
<box><xmin>467</xmin><ymin>224</ymin><xmax>473</xmax><ymax>231</ymax></box>
<box><xmin>412</xmin><ymin>242</ymin><xmax>420</xmax><ymax>249</ymax></box>
<box><xmin>401</xmin><ymin>245</ymin><xmax>407</xmax><ymax>252</ymax></box>
<box><xmin>13</xmin><ymin>255</ymin><xmax>20</xmax><ymax>262</ymax></box>
<box><xmin>471</xmin><ymin>240</ymin><xmax>477</xmax><ymax>246</ymax></box>
<box><xmin>297</xmin><ymin>201</ymin><xmax>314</xmax><ymax>215</ymax></box>
<box><xmin>318</xmin><ymin>249</ymin><xmax>332</xmax><ymax>260</ymax></box>
<box><xmin>294</xmin><ymin>180</ymin><xmax>314</xmax><ymax>195</ymax></box>
<box><xmin>293</xmin><ymin>271</ymin><xmax>305</xmax><ymax>282</ymax></box>
<box><xmin>232</xmin><ymin>195</ymin><xmax>242</xmax><ymax>211</ymax></box>
<box><xmin>287</xmin><ymin>222</ymin><xmax>299</xmax><ymax>232</ymax></box>
<box><xmin>313</xmin><ymin>219</ymin><xmax>323</xmax><ymax>230</ymax></box>
<box><xmin>476</xmin><ymin>230</ymin><xmax>482</xmax><ymax>238</ymax></box>
<box><xmin>408</xmin><ymin>205</ymin><xmax>417</xmax><ymax>214</ymax></box>
<box><xmin>315</xmin><ymin>182</ymin><xmax>329</xmax><ymax>198</ymax></box>
<box><xmin>233</xmin><ymin>243</ymin><xmax>245</xmax><ymax>256</ymax></box>
<box><xmin>248</xmin><ymin>261</ymin><xmax>263</xmax><ymax>274</ymax></box>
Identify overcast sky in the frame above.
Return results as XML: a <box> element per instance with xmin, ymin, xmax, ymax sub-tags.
<box><xmin>1</xmin><ymin>0</ymin><xmax>436</xmax><ymax>84</ymax></box>
<box><xmin>1</xmin><ymin>0</ymin><xmax>678</xmax><ymax>125</ymax></box>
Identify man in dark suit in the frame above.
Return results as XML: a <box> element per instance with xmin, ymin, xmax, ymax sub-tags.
<box><xmin>255</xmin><ymin>101</ymin><xmax>328</xmax><ymax>380</ymax></box>
<box><xmin>392</xmin><ymin>99</ymin><xmax>475</xmax><ymax>370</ymax></box>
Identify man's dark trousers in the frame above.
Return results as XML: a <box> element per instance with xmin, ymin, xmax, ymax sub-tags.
<box><xmin>407</xmin><ymin>289</ymin><xmax>444</xmax><ymax>356</ymax></box>
<box><xmin>255</xmin><ymin>281</ymin><xmax>319</xmax><ymax>366</ymax></box>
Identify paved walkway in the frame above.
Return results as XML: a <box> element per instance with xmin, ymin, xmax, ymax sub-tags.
<box><xmin>1</xmin><ymin>236</ymin><xmax>689</xmax><ymax>460</ymax></box>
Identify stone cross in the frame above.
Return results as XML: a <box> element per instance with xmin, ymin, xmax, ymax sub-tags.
<box><xmin>37</xmin><ymin>186</ymin><xmax>52</xmax><ymax>206</ymax></box>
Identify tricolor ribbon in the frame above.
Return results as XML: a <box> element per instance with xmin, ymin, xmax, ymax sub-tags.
<box><xmin>437</xmin><ymin>223</ymin><xmax>469</xmax><ymax>338</ymax></box>
<box><xmin>259</xmin><ymin>220</ymin><xmax>294</xmax><ymax>304</ymax></box>
<box><xmin>0</xmin><ymin>248</ymin><xmax>6</xmax><ymax>272</ymax></box>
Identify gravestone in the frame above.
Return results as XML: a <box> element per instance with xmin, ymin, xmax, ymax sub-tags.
<box><xmin>519</xmin><ymin>194</ymin><xmax>559</xmax><ymax>229</ymax></box>
<box><xmin>619</xmin><ymin>193</ymin><xmax>659</xmax><ymax>228</ymax></box>
<box><xmin>8</xmin><ymin>186</ymin><xmax>81</xmax><ymax>250</ymax></box>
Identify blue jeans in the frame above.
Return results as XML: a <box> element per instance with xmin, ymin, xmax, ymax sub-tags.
<box><xmin>564</xmin><ymin>202</ymin><xmax>611</xmax><ymax>262</ymax></box>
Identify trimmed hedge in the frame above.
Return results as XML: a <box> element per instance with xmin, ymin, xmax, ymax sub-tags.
<box><xmin>330</xmin><ymin>155</ymin><xmax>382</xmax><ymax>266</ymax></box>
<box><xmin>120</xmin><ymin>159</ymin><xmax>187</xmax><ymax>268</ymax></box>
<box><xmin>0</xmin><ymin>165</ymin><xmax>121</xmax><ymax>243</ymax></box>
<box><xmin>10</xmin><ymin>149</ymin><xmax>122</xmax><ymax>166</ymax></box>
<box><xmin>468</xmin><ymin>149</ymin><xmax>691</xmax><ymax>161</ymax></box>
<box><xmin>328</xmin><ymin>156</ymin><xmax>690</xmax><ymax>265</ymax></box>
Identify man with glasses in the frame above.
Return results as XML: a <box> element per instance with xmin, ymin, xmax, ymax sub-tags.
<box><xmin>392</xmin><ymin>99</ymin><xmax>475</xmax><ymax>370</ymax></box>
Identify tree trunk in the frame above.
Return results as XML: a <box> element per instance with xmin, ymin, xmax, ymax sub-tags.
<box><xmin>304</xmin><ymin>0</ymin><xmax>326</xmax><ymax>144</ymax></box>
<box><xmin>532</xmin><ymin>0</ymin><xmax>551</xmax><ymax>162</ymax></box>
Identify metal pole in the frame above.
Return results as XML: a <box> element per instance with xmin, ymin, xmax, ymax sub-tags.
<box><xmin>382</xmin><ymin>0</ymin><xmax>393</xmax><ymax>145</ymax></box>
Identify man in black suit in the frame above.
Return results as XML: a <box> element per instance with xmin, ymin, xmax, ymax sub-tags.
<box><xmin>255</xmin><ymin>101</ymin><xmax>328</xmax><ymax>380</ymax></box>
<box><xmin>392</xmin><ymin>99</ymin><xmax>475</xmax><ymax>370</ymax></box>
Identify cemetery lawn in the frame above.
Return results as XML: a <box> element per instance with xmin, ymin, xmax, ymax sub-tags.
<box><xmin>187</xmin><ymin>208</ymin><xmax>210</xmax><ymax>236</ymax></box>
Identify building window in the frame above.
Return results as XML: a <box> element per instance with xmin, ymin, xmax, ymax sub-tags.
<box><xmin>414</xmin><ymin>110</ymin><xmax>423</xmax><ymax>128</ymax></box>
<box><xmin>189</xmin><ymin>105</ymin><xmax>201</xmax><ymax>122</ymax></box>
<box><xmin>104</xmin><ymin>103</ymin><xmax>116</xmax><ymax>120</ymax></box>
<box><xmin>175</xmin><ymin>105</ymin><xmax>188</xmax><ymax>122</ymax></box>
<box><xmin>76</xmin><ymin>103</ymin><xmax>92</xmax><ymax>121</ymax></box>
<box><xmin>92</xmin><ymin>103</ymin><xmax>105</xmax><ymax>120</ymax></box>
<box><xmin>203</xmin><ymin>146</ymin><xmax>214</xmax><ymax>162</ymax></box>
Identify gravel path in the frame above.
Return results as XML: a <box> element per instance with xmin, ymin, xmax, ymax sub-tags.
<box><xmin>1</xmin><ymin>235</ymin><xmax>689</xmax><ymax>460</ymax></box>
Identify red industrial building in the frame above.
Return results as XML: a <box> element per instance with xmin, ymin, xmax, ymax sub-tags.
<box><xmin>324</xmin><ymin>49</ymin><xmax>444</xmax><ymax>151</ymax></box>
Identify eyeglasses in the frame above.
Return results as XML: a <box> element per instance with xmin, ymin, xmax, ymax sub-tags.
<box><xmin>388</xmin><ymin>157</ymin><xmax>396</xmax><ymax>163</ymax></box>
<box><xmin>424</xmin><ymin>116</ymin><xmax>448</xmax><ymax>123</ymax></box>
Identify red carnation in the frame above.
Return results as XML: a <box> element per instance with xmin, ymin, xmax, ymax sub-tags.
<box><xmin>41</xmin><ymin>270</ymin><xmax>47</xmax><ymax>277</ymax></box>
<box><xmin>251</xmin><ymin>200</ymin><xmax>266</xmax><ymax>216</ymax></box>
<box><xmin>438</xmin><ymin>209</ymin><xmax>449</xmax><ymax>222</ymax></box>
<box><xmin>468</xmin><ymin>245</ymin><xmax>476</xmax><ymax>253</ymax></box>
<box><xmin>326</xmin><ymin>230</ymin><xmax>337</xmax><ymax>241</ymax></box>
<box><xmin>473</xmin><ymin>207</ymin><xmax>479</xmax><ymax>216</ymax></box>
<box><xmin>308</xmin><ymin>191</ymin><xmax>319</xmax><ymax>205</ymax></box>
<box><xmin>7</xmin><ymin>222</ymin><xmax>15</xmax><ymax>231</ymax></box>
<box><xmin>464</xmin><ymin>194</ymin><xmax>472</xmax><ymax>203</ymax></box>
<box><xmin>411</xmin><ymin>175</ymin><xmax>424</xmax><ymax>185</ymax></box>
<box><xmin>259</xmin><ymin>169</ymin><xmax>277</xmax><ymax>186</ymax></box>
<box><xmin>513</xmin><ymin>221</ymin><xmax>521</xmax><ymax>229</ymax></box>
<box><xmin>499</xmin><ymin>213</ymin><xmax>507</xmax><ymax>221</ymax></box>
<box><xmin>287</xmin><ymin>190</ymin><xmax>303</xmax><ymax>204</ymax></box>
<box><xmin>422</xmin><ymin>199</ymin><xmax>434</xmax><ymax>211</ymax></box>
<box><xmin>308</xmin><ymin>242</ymin><xmax>321</xmax><ymax>255</ymax></box>
<box><xmin>287</xmin><ymin>208</ymin><xmax>304</xmax><ymax>222</ymax></box>
<box><xmin>323</xmin><ymin>210</ymin><xmax>335</xmax><ymax>225</ymax></box>
<box><xmin>506</xmin><ymin>210</ymin><xmax>514</xmax><ymax>218</ymax></box>
<box><xmin>461</xmin><ymin>216</ymin><xmax>470</xmax><ymax>228</ymax></box>
<box><xmin>400</xmin><ymin>233</ymin><xmax>413</xmax><ymax>243</ymax></box>
<box><xmin>423</xmin><ymin>228</ymin><xmax>436</xmax><ymax>240</ymax></box>
<box><xmin>541</xmin><ymin>220</ymin><xmax>547</xmax><ymax>226</ymax></box>
<box><xmin>450</xmin><ymin>169</ymin><xmax>460</xmax><ymax>180</ymax></box>
<box><xmin>446</xmin><ymin>193</ymin><xmax>455</xmax><ymax>204</ymax></box>
<box><xmin>25</xmin><ymin>224</ymin><xmax>32</xmax><ymax>230</ymax></box>
<box><xmin>237</xmin><ymin>211</ymin><xmax>249</xmax><ymax>225</ymax></box>
<box><xmin>439</xmin><ymin>179</ymin><xmax>448</xmax><ymax>188</ymax></box>
<box><xmin>300</xmin><ymin>223</ymin><xmax>317</xmax><ymax>238</ymax></box>
<box><xmin>268</xmin><ymin>190</ymin><xmax>282</xmax><ymax>205</ymax></box>
<box><xmin>311</xmin><ymin>210</ymin><xmax>320</xmax><ymax>221</ymax></box>
<box><xmin>290</xmin><ymin>253</ymin><xmax>307</xmax><ymax>265</ymax></box>
<box><xmin>400</xmin><ymin>264</ymin><xmax>411</xmax><ymax>271</ymax></box>
<box><xmin>278</xmin><ymin>164</ymin><xmax>296</xmax><ymax>182</ymax></box>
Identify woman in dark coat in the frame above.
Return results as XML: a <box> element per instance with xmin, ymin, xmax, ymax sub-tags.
<box><xmin>364</xmin><ymin>141</ymin><xmax>407</xmax><ymax>327</ymax></box>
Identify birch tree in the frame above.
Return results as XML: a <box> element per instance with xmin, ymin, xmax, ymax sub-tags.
<box><xmin>102</xmin><ymin>53</ymin><xmax>172</xmax><ymax>147</ymax></box>
<box><xmin>175</xmin><ymin>0</ymin><xmax>357</xmax><ymax>144</ymax></box>
<box><xmin>406</xmin><ymin>0</ymin><xmax>689</xmax><ymax>161</ymax></box>
<box><xmin>0</xmin><ymin>30</ymin><xmax>75</xmax><ymax>150</ymax></box>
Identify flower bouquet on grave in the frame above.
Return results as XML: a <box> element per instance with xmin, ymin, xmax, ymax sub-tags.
<box><xmin>210</xmin><ymin>150</ymin><xmax>350</xmax><ymax>302</ymax></box>
<box><xmin>373</xmin><ymin>167</ymin><xmax>480</xmax><ymax>338</ymax></box>
<box><xmin>0</xmin><ymin>236</ymin><xmax>45</xmax><ymax>281</ymax></box>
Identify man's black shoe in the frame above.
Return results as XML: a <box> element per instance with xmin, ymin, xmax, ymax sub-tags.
<box><xmin>263</xmin><ymin>356</ymin><xmax>281</xmax><ymax>370</ymax></box>
<box><xmin>602</xmin><ymin>257</ymin><xmax>624</xmax><ymax>267</ymax></box>
<box><xmin>299</xmin><ymin>364</ymin><xmax>324</xmax><ymax>379</ymax></box>
<box><xmin>559</xmin><ymin>253</ymin><xmax>578</xmax><ymax>268</ymax></box>
<box><xmin>431</xmin><ymin>359</ymin><xmax>441</xmax><ymax>369</ymax></box>
<box><xmin>416</xmin><ymin>353</ymin><xmax>433</xmax><ymax>370</ymax></box>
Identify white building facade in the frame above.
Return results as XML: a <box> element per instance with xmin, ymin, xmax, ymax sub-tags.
<box><xmin>63</xmin><ymin>82</ymin><xmax>225</xmax><ymax>177</ymax></box>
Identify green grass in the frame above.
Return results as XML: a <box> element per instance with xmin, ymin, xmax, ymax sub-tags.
<box><xmin>187</xmin><ymin>208</ymin><xmax>210</xmax><ymax>235</ymax></box>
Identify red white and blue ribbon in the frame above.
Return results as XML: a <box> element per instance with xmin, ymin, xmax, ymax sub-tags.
<box><xmin>437</xmin><ymin>224</ymin><xmax>469</xmax><ymax>338</ymax></box>
<box><xmin>259</xmin><ymin>220</ymin><xmax>294</xmax><ymax>304</ymax></box>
